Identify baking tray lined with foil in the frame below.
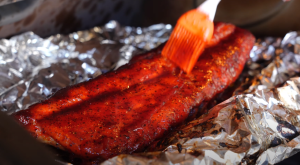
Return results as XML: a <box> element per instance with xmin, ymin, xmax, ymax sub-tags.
<box><xmin>0</xmin><ymin>21</ymin><xmax>300</xmax><ymax>164</ymax></box>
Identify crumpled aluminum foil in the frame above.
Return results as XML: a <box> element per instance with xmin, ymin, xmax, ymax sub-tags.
<box><xmin>48</xmin><ymin>20</ymin><xmax>171</xmax><ymax>72</ymax></box>
<box><xmin>1</xmin><ymin>21</ymin><xmax>300</xmax><ymax>165</ymax></box>
<box><xmin>0</xmin><ymin>20</ymin><xmax>172</xmax><ymax>114</ymax></box>
<box><xmin>102</xmin><ymin>31</ymin><xmax>300</xmax><ymax>164</ymax></box>
<box><xmin>104</xmin><ymin>79</ymin><xmax>300</xmax><ymax>165</ymax></box>
<box><xmin>234</xmin><ymin>32</ymin><xmax>300</xmax><ymax>95</ymax></box>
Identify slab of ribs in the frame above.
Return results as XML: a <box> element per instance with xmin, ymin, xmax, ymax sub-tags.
<box><xmin>13</xmin><ymin>22</ymin><xmax>255</xmax><ymax>161</ymax></box>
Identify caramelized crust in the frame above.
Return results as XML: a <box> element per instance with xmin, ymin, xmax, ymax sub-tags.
<box><xmin>13</xmin><ymin>23</ymin><xmax>255</xmax><ymax>160</ymax></box>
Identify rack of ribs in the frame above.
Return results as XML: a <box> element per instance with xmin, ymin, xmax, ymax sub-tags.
<box><xmin>13</xmin><ymin>22</ymin><xmax>255</xmax><ymax>160</ymax></box>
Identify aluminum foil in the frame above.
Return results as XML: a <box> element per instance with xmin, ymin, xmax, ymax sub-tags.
<box><xmin>234</xmin><ymin>32</ymin><xmax>300</xmax><ymax>95</ymax></box>
<box><xmin>0</xmin><ymin>20</ymin><xmax>172</xmax><ymax>114</ymax></box>
<box><xmin>103</xmin><ymin>80</ymin><xmax>300</xmax><ymax>165</ymax></box>
<box><xmin>48</xmin><ymin>20</ymin><xmax>171</xmax><ymax>71</ymax></box>
<box><xmin>1</xmin><ymin>21</ymin><xmax>300</xmax><ymax>165</ymax></box>
<box><xmin>102</xmin><ymin>31</ymin><xmax>300</xmax><ymax>164</ymax></box>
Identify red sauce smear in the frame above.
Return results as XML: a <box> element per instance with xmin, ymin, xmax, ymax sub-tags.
<box><xmin>13</xmin><ymin>22</ymin><xmax>255</xmax><ymax>160</ymax></box>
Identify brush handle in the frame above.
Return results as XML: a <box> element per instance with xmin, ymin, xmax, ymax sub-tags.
<box><xmin>197</xmin><ymin>0</ymin><xmax>220</xmax><ymax>21</ymax></box>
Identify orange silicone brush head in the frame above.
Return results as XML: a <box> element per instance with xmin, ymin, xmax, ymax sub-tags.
<box><xmin>162</xmin><ymin>10</ymin><xmax>214</xmax><ymax>73</ymax></box>
<box><xmin>162</xmin><ymin>0</ymin><xmax>220</xmax><ymax>74</ymax></box>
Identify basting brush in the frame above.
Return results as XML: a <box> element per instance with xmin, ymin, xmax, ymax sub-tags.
<box><xmin>162</xmin><ymin>0</ymin><xmax>220</xmax><ymax>74</ymax></box>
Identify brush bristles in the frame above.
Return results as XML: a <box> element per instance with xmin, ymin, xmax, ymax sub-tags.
<box><xmin>162</xmin><ymin>24</ymin><xmax>206</xmax><ymax>74</ymax></box>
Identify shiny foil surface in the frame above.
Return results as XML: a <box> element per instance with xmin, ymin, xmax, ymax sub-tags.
<box><xmin>1</xmin><ymin>21</ymin><xmax>300</xmax><ymax>164</ymax></box>
<box><xmin>0</xmin><ymin>21</ymin><xmax>171</xmax><ymax>114</ymax></box>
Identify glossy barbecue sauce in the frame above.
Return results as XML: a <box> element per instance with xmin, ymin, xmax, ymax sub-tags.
<box><xmin>13</xmin><ymin>23</ymin><xmax>255</xmax><ymax>163</ymax></box>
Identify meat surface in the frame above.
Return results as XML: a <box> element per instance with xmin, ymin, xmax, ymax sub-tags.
<box><xmin>13</xmin><ymin>23</ymin><xmax>255</xmax><ymax>160</ymax></box>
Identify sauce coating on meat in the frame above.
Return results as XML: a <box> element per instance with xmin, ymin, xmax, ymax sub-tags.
<box><xmin>13</xmin><ymin>22</ymin><xmax>255</xmax><ymax>160</ymax></box>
